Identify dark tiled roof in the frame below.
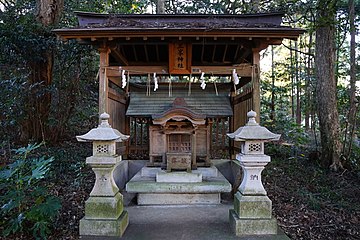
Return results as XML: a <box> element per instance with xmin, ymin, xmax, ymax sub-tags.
<box><xmin>126</xmin><ymin>84</ymin><xmax>233</xmax><ymax>118</ymax></box>
<box><xmin>76</xmin><ymin>12</ymin><xmax>284</xmax><ymax>29</ymax></box>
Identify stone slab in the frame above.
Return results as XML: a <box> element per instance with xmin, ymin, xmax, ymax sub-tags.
<box><xmin>234</xmin><ymin>192</ymin><xmax>272</xmax><ymax>219</ymax></box>
<box><xmin>126</xmin><ymin>167</ymin><xmax>231</xmax><ymax>194</ymax></box>
<box><xmin>127</xmin><ymin>180</ymin><xmax>231</xmax><ymax>193</ymax></box>
<box><xmin>138</xmin><ymin>193</ymin><xmax>220</xmax><ymax>205</ymax></box>
<box><xmin>80</xmin><ymin>210</ymin><xmax>128</xmax><ymax>237</ymax></box>
<box><xmin>86</xmin><ymin>155</ymin><xmax>121</xmax><ymax>165</ymax></box>
<box><xmin>141</xmin><ymin>167</ymin><xmax>162</xmax><ymax>177</ymax></box>
<box><xmin>193</xmin><ymin>166</ymin><xmax>218</xmax><ymax>178</ymax></box>
<box><xmin>140</xmin><ymin>166</ymin><xmax>219</xmax><ymax>178</ymax></box>
<box><xmin>156</xmin><ymin>171</ymin><xmax>203</xmax><ymax>183</ymax></box>
<box><xmin>229</xmin><ymin>209</ymin><xmax>278</xmax><ymax>236</ymax></box>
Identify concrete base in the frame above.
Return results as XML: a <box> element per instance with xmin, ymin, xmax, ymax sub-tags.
<box><xmin>156</xmin><ymin>171</ymin><xmax>203</xmax><ymax>183</ymax></box>
<box><xmin>229</xmin><ymin>209</ymin><xmax>278</xmax><ymax>236</ymax></box>
<box><xmin>138</xmin><ymin>193</ymin><xmax>220</xmax><ymax>205</ymax></box>
<box><xmin>80</xmin><ymin>211</ymin><xmax>129</xmax><ymax>237</ymax></box>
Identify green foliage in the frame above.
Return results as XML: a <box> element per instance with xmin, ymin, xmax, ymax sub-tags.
<box><xmin>0</xmin><ymin>143</ymin><xmax>61</xmax><ymax>239</ymax></box>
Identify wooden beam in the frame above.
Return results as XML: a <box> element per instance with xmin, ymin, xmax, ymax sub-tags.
<box><xmin>54</xmin><ymin>29</ymin><xmax>304</xmax><ymax>42</ymax></box>
<box><xmin>110</xmin><ymin>47</ymin><xmax>129</xmax><ymax>66</ymax></box>
<box><xmin>252</xmin><ymin>49</ymin><xmax>261</xmax><ymax>122</ymax></box>
<box><xmin>155</xmin><ymin>45</ymin><xmax>160</xmax><ymax>62</ymax></box>
<box><xmin>144</xmin><ymin>45</ymin><xmax>149</xmax><ymax>62</ymax></box>
<box><xmin>108</xmin><ymin>88</ymin><xmax>126</xmax><ymax>104</ymax></box>
<box><xmin>99</xmin><ymin>46</ymin><xmax>111</xmax><ymax>115</ymax></box>
<box><xmin>191</xmin><ymin>65</ymin><xmax>252</xmax><ymax>76</ymax></box>
<box><xmin>235</xmin><ymin>48</ymin><xmax>252</xmax><ymax>64</ymax></box>
<box><xmin>212</xmin><ymin>45</ymin><xmax>217</xmax><ymax>63</ymax></box>
<box><xmin>132</xmin><ymin>45</ymin><xmax>138</xmax><ymax>62</ymax></box>
<box><xmin>222</xmin><ymin>44</ymin><xmax>228</xmax><ymax>63</ymax></box>
<box><xmin>107</xmin><ymin>66</ymin><xmax>169</xmax><ymax>76</ymax></box>
<box><xmin>106</xmin><ymin>64</ymin><xmax>252</xmax><ymax>76</ymax></box>
<box><xmin>233</xmin><ymin>45</ymin><xmax>241</xmax><ymax>63</ymax></box>
<box><xmin>201</xmin><ymin>45</ymin><xmax>204</xmax><ymax>63</ymax></box>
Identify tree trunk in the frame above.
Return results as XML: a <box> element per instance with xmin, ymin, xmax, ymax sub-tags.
<box><xmin>295</xmin><ymin>39</ymin><xmax>301</xmax><ymax>125</ymax></box>
<box><xmin>290</xmin><ymin>41</ymin><xmax>295</xmax><ymax>119</ymax></box>
<box><xmin>157</xmin><ymin>0</ymin><xmax>165</xmax><ymax>14</ymax></box>
<box><xmin>21</xmin><ymin>0</ymin><xmax>64</xmax><ymax>142</ymax></box>
<box><xmin>270</xmin><ymin>45</ymin><xmax>275</xmax><ymax>122</ymax></box>
<box><xmin>305</xmin><ymin>33</ymin><xmax>313</xmax><ymax>130</ymax></box>
<box><xmin>251</xmin><ymin>0</ymin><xmax>260</xmax><ymax>13</ymax></box>
<box><xmin>344</xmin><ymin>0</ymin><xmax>357</xmax><ymax>160</ymax></box>
<box><xmin>36</xmin><ymin>0</ymin><xmax>64</xmax><ymax>27</ymax></box>
<box><xmin>315</xmin><ymin>0</ymin><xmax>343</xmax><ymax>170</ymax></box>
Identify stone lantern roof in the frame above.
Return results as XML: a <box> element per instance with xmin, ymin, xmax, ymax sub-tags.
<box><xmin>76</xmin><ymin>112</ymin><xmax>129</xmax><ymax>142</ymax></box>
<box><xmin>227</xmin><ymin>111</ymin><xmax>280</xmax><ymax>141</ymax></box>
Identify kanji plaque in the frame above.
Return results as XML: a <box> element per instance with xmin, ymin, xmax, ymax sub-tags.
<box><xmin>169</xmin><ymin>42</ymin><xmax>192</xmax><ymax>74</ymax></box>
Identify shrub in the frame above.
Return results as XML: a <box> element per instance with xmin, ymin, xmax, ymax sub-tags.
<box><xmin>0</xmin><ymin>143</ymin><xmax>61</xmax><ymax>239</ymax></box>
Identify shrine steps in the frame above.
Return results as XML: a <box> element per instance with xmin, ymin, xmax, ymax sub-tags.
<box><xmin>126</xmin><ymin>166</ymin><xmax>232</xmax><ymax>205</ymax></box>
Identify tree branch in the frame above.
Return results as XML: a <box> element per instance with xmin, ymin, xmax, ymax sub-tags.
<box><xmin>282</xmin><ymin>43</ymin><xmax>315</xmax><ymax>57</ymax></box>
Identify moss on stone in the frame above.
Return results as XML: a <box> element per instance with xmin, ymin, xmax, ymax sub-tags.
<box><xmin>84</xmin><ymin>193</ymin><xmax>123</xmax><ymax>219</ymax></box>
<box><xmin>234</xmin><ymin>192</ymin><xmax>272</xmax><ymax>219</ymax></box>
<box><xmin>80</xmin><ymin>211</ymin><xmax>129</xmax><ymax>237</ymax></box>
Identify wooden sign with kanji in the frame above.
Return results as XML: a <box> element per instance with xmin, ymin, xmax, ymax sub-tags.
<box><xmin>169</xmin><ymin>42</ymin><xmax>192</xmax><ymax>74</ymax></box>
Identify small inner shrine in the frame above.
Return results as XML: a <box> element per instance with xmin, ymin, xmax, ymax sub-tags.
<box><xmin>150</xmin><ymin>97</ymin><xmax>207</xmax><ymax>171</ymax></box>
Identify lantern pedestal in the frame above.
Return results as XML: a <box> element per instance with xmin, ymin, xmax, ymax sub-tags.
<box><xmin>76</xmin><ymin>113</ymin><xmax>129</xmax><ymax>237</ymax></box>
<box><xmin>229</xmin><ymin>154</ymin><xmax>278</xmax><ymax>235</ymax></box>
<box><xmin>229</xmin><ymin>208</ymin><xmax>278</xmax><ymax>236</ymax></box>
<box><xmin>227</xmin><ymin>111</ymin><xmax>281</xmax><ymax>236</ymax></box>
<box><xmin>233</xmin><ymin>193</ymin><xmax>273</xmax><ymax>219</ymax></box>
<box><xmin>79</xmin><ymin>156</ymin><xmax>129</xmax><ymax>237</ymax></box>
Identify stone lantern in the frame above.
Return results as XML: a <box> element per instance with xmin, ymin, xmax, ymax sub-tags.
<box><xmin>227</xmin><ymin>110</ymin><xmax>280</xmax><ymax>236</ymax></box>
<box><xmin>76</xmin><ymin>112</ymin><xmax>129</xmax><ymax>237</ymax></box>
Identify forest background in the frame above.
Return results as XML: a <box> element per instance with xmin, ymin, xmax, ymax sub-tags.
<box><xmin>0</xmin><ymin>0</ymin><xmax>359</xmax><ymax>239</ymax></box>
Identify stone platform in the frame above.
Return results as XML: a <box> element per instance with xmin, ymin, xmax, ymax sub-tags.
<box><xmin>126</xmin><ymin>166</ymin><xmax>231</xmax><ymax>205</ymax></box>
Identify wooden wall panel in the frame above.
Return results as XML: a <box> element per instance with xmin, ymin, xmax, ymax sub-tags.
<box><xmin>196</xmin><ymin>126</ymin><xmax>208</xmax><ymax>156</ymax></box>
<box><xmin>231</xmin><ymin>90</ymin><xmax>253</xmax><ymax>157</ymax></box>
<box><xmin>107</xmin><ymin>87</ymin><xmax>127</xmax><ymax>155</ymax></box>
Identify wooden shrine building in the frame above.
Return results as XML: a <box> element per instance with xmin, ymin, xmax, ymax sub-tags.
<box><xmin>54</xmin><ymin>12</ymin><xmax>303</xmax><ymax>166</ymax></box>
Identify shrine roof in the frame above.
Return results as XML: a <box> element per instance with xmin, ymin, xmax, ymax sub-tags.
<box><xmin>126</xmin><ymin>83</ymin><xmax>233</xmax><ymax>118</ymax></box>
<box><xmin>53</xmin><ymin>12</ymin><xmax>304</xmax><ymax>40</ymax></box>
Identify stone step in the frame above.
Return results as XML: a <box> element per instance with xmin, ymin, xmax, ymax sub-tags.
<box><xmin>156</xmin><ymin>171</ymin><xmax>203</xmax><ymax>183</ymax></box>
<box><xmin>126</xmin><ymin>166</ymin><xmax>231</xmax><ymax>205</ymax></box>
<box><xmin>138</xmin><ymin>193</ymin><xmax>220</xmax><ymax>205</ymax></box>
<box><xmin>141</xmin><ymin>166</ymin><xmax>219</xmax><ymax>178</ymax></box>
<box><xmin>126</xmin><ymin>172</ymin><xmax>231</xmax><ymax>194</ymax></box>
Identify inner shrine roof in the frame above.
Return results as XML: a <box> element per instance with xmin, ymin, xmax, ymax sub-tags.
<box><xmin>126</xmin><ymin>83</ymin><xmax>233</xmax><ymax>118</ymax></box>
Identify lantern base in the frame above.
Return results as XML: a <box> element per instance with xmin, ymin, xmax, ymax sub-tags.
<box><xmin>234</xmin><ymin>192</ymin><xmax>272</xmax><ymax>219</ymax></box>
<box><xmin>84</xmin><ymin>193</ymin><xmax>124</xmax><ymax>219</ymax></box>
<box><xmin>80</xmin><ymin>210</ymin><xmax>128</xmax><ymax>237</ymax></box>
<box><xmin>229</xmin><ymin>209</ymin><xmax>278</xmax><ymax>236</ymax></box>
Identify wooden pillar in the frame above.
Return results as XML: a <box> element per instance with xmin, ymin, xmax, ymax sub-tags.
<box><xmin>207</xmin><ymin>119</ymin><xmax>212</xmax><ymax>162</ymax></box>
<box><xmin>192</xmin><ymin>130</ymin><xmax>197</xmax><ymax>169</ymax></box>
<box><xmin>99</xmin><ymin>46</ymin><xmax>111</xmax><ymax>115</ymax></box>
<box><xmin>252</xmin><ymin>49</ymin><xmax>261</xmax><ymax>123</ymax></box>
